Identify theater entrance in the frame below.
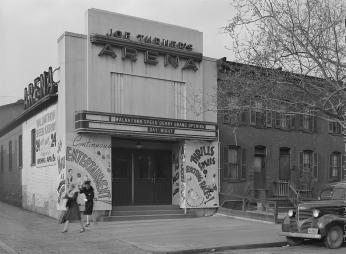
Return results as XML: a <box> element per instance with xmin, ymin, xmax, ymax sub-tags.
<box><xmin>112</xmin><ymin>148</ymin><xmax>172</xmax><ymax>205</ymax></box>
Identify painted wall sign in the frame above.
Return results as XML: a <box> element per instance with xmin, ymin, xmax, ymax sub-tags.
<box><xmin>24</xmin><ymin>66</ymin><xmax>58</xmax><ymax>109</ymax></box>
<box><xmin>65</xmin><ymin>134</ymin><xmax>112</xmax><ymax>210</ymax></box>
<box><xmin>75</xmin><ymin>111</ymin><xmax>217</xmax><ymax>140</ymax></box>
<box><xmin>90</xmin><ymin>32</ymin><xmax>202</xmax><ymax>71</ymax></box>
<box><xmin>35</xmin><ymin>106</ymin><xmax>57</xmax><ymax>167</ymax></box>
<box><xmin>181</xmin><ymin>140</ymin><xmax>219</xmax><ymax>208</ymax></box>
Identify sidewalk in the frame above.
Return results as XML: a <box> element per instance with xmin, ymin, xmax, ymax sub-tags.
<box><xmin>0</xmin><ymin>201</ymin><xmax>286</xmax><ymax>254</ymax></box>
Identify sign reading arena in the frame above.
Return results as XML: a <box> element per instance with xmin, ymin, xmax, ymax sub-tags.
<box><xmin>90</xmin><ymin>29</ymin><xmax>203</xmax><ymax>71</ymax></box>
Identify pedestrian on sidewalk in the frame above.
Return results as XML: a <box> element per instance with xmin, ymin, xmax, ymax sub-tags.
<box><xmin>61</xmin><ymin>184</ymin><xmax>85</xmax><ymax>233</ymax></box>
<box><xmin>79</xmin><ymin>180</ymin><xmax>95</xmax><ymax>227</ymax></box>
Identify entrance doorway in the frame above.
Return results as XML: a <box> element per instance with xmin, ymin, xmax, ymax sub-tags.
<box><xmin>253</xmin><ymin>145</ymin><xmax>266</xmax><ymax>190</ymax></box>
<box><xmin>112</xmin><ymin>148</ymin><xmax>172</xmax><ymax>205</ymax></box>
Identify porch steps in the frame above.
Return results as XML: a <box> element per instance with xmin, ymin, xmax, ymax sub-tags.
<box><xmin>102</xmin><ymin>205</ymin><xmax>197</xmax><ymax>222</ymax></box>
<box><xmin>268</xmin><ymin>198</ymin><xmax>294</xmax><ymax>214</ymax></box>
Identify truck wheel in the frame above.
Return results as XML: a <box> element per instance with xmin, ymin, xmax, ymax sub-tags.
<box><xmin>324</xmin><ymin>225</ymin><xmax>343</xmax><ymax>249</ymax></box>
<box><xmin>286</xmin><ymin>237</ymin><xmax>304</xmax><ymax>246</ymax></box>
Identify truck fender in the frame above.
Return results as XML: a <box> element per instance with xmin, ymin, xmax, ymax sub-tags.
<box><xmin>317</xmin><ymin>214</ymin><xmax>346</xmax><ymax>238</ymax></box>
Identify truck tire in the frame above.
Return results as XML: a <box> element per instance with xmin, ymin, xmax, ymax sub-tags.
<box><xmin>286</xmin><ymin>237</ymin><xmax>304</xmax><ymax>246</ymax></box>
<box><xmin>324</xmin><ymin>225</ymin><xmax>343</xmax><ymax>249</ymax></box>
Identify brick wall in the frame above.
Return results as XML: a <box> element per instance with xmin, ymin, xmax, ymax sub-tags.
<box><xmin>0</xmin><ymin>125</ymin><xmax>22</xmax><ymax>206</ymax></box>
<box><xmin>219</xmin><ymin>112</ymin><xmax>344</xmax><ymax>200</ymax></box>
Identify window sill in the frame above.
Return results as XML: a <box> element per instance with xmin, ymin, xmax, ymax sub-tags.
<box><xmin>328</xmin><ymin>177</ymin><xmax>340</xmax><ymax>182</ymax></box>
<box><xmin>328</xmin><ymin>133</ymin><xmax>343</xmax><ymax>136</ymax></box>
<box><xmin>222</xmin><ymin>178</ymin><xmax>247</xmax><ymax>183</ymax></box>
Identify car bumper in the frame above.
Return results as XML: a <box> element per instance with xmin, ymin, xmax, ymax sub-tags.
<box><xmin>280</xmin><ymin>232</ymin><xmax>321</xmax><ymax>239</ymax></box>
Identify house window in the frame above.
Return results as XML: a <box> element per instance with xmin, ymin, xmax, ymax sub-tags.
<box><xmin>8</xmin><ymin>140</ymin><xmax>12</xmax><ymax>170</ymax></box>
<box><xmin>250</xmin><ymin>109</ymin><xmax>266</xmax><ymax>128</ymax></box>
<box><xmin>299</xmin><ymin>113</ymin><xmax>315</xmax><ymax>132</ymax></box>
<box><xmin>223</xmin><ymin>146</ymin><xmax>246</xmax><ymax>180</ymax></box>
<box><xmin>0</xmin><ymin>145</ymin><xmax>3</xmax><ymax>172</ymax></box>
<box><xmin>31</xmin><ymin>129</ymin><xmax>36</xmax><ymax>165</ymax></box>
<box><xmin>19</xmin><ymin>135</ymin><xmax>22</xmax><ymax>168</ymax></box>
<box><xmin>223</xmin><ymin>110</ymin><xmax>247</xmax><ymax>126</ymax></box>
<box><xmin>329</xmin><ymin>152</ymin><xmax>342</xmax><ymax>180</ymax></box>
<box><xmin>328</xmin><ymin>120</ymin><xmax>342</xmax><ymax>135</ymax></box>
<box><xmin>299</xmin><ymin>150</ymin><xmax>318</xmax><ymax>178</ymax></box>
<box><xmin>275</xmin><ymin>112</ymin><xmax>295</xmax><ymax>130</ymax></box>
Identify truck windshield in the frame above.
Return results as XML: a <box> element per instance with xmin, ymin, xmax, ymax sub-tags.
<box><xmin>320</xmin><ymin>187</ymin><xmax>345</xmax><ymax>200</ymax></box>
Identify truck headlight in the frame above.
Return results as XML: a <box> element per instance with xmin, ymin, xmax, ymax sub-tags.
<box><xmin>312</xmin><ymin>209</ymin><xmax>320</xmax><ymax>218</ymax></box>
<box><xmin>288</xmin><ymin>209</ymin><xmax>295</xmax><ymax>217</ymax></box>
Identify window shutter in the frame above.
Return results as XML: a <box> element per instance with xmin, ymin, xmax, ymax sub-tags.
<box><xmin>310</xmin><ymin>116</ymin><xmax>316</xmax><ymax>132</ymax></box>
<box><xmin>223</xmin><ymin>146</ymin><xmax>229</xmax><ymax>178</ymax></box>
<box><xmin>298</xmin><ymin>114</ymin><xmax>304</xmax><ymax>130</ymax></box>
<box><xmin>342</xmin><ymin>154</ymin><xmax>346</xmax><ymax>180</ymax></box>
<box><xmin>250</xmin><ymin>109</ymin><xmax>256</xmax><ymax>126</ymax></box>
<box><xmin>313</xmin><ymin>152</ymin><xmax>318</xmax><ymax>178</ymax></box>
<box><xmin>241</xmin><ymin>148</ymin><xmax>246</xmax><ymax>179</ymax></box>
<box><xmin>266</xmin><ymin>110</ymin><xmax>272</xmax><ymax>128</ymax></box>
<box><xmin>329</xmin><ymin>153</ymin><xmax>333</xmax><ymax>178</ymax></box>
<box><xmin>223</xmin><ymin>111</ymin><xmax>230</xmax><ymax>124</ymax></box>
<box><xmin>289</xmin><ymin>115</ymin><xmax>296</xmax><ymax>130</ymax></box>
<box><xmin>240</xmin><ymin>109</ymin><xmax>247</xmax><ymax>125</ymax></box>
<box><xmin>328</xmin><ymin>120</ymin><xmax>333</xmax><ymax>134</ymax></box>
<box><xmin>299</xmin><ymin>151</ymin><xmax>303</xmax><ymax>175</ymax></box>
<box><xmin>275</xmin><ymin>112</ymin><xmax>281</xmax><ymax>128</ymax></box>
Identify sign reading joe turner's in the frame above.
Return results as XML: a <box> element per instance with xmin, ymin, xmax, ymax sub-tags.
<box><xmin>90</xmin><ymin>29</ymin><xmax>203</xmax><ymax>71</ymax></box>
<box><xmin>36</xmin><ymin>105</ymin><xmax>57</xmax><ymax>167</ymax></box>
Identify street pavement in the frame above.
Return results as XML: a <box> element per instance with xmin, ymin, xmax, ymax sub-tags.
<box><xmin>0</xmin><ymin>201</ymin><xmax>286</xmax><ymax>254</ymax></box>
<box><xmin>209</xmin><ymin>240</ymin><xmax>346</xmax><ymax>254</ymax></box>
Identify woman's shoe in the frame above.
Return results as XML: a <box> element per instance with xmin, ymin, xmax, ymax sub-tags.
<box><xmin>61</xmin><ymin>230</ymin><xmax>68</xmax><ymax>233</ymax></box>
<box><xmin>84</xmin><ymin>223</ymin><xmax>90</xmax><ymax>227</ymax></box>
<box><xmin>80</xmin><ymin>228</ymin><xmax>85</xmax><ymax>233</ymax></box>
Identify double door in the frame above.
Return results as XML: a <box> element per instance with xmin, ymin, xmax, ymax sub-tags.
<box><xmin>112</xmin><ymin>148</ymin><xmax>172</xmax><ymax>205</ymax></box>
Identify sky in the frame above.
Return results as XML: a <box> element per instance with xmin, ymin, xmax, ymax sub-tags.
<box><xmin>0</xmin><ymin>0</ymin><xmax>235</xmax><ymax>106</ymax></box>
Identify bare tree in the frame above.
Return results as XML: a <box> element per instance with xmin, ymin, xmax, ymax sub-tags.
<box><xmin>222</xmin><ymin>0</ymin><xmax>346</xmax><ymax>124</ymax></box>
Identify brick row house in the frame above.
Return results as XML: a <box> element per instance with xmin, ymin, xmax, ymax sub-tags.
<box><xmin>217</xmin><ymin>59</ymin><xmax>345</xmax><ymax>205</ymax></box>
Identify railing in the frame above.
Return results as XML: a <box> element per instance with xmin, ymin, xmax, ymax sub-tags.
<box><xmin>298</xmin><ymin>189</ymin><xmax>313</xmax><ymax>200</ymax></box>
<box><xmin>273</xmin><ymin>180</ymin><xmax>289</xmax><ymax>197</ymax></box>
<box><xmin>288</xmin><ymin>184</ymin><xmax>300</xmax><ymax>207</ymax></box>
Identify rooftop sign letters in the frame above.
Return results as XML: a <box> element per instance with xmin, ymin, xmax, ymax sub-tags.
<box><xmin>24</xmin><ymin>67</ymin><xmax>58</xmax><ymax>109</ymax></box>
<box><xmin>90</xmin><ymin>29</ymin><xmax>202</xmax><ymax>71</ymax></box>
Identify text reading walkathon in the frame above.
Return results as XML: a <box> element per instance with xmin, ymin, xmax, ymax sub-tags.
<box><xmin>35</xmin><ymin>106</ymin><xmax>57</xmax><ymax>167</ymax></box>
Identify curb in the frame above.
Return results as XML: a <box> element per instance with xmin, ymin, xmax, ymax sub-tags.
<box><xmin>152</xmin><ymin>241</ymin><xmax>287</xmax><ymax>254</ymax></box>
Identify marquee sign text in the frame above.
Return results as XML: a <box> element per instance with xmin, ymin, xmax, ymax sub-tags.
<box><xmin>75</xmin><ymin>111</ymin><xmax>217</xmax><ymax>140</ymax></box>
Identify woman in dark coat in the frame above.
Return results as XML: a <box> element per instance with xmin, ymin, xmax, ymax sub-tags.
<box><xmin>61</xmin><ymin>184</ymin><xmax>85</xmax><ymax>233</ymax></box>
<box><xmin>79</xmin><ymin>180</ymin><xmax>95</xmax><ymax>227</ymax></box>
